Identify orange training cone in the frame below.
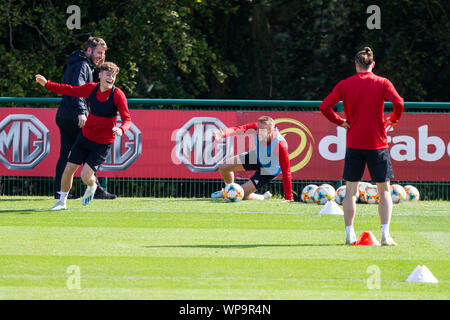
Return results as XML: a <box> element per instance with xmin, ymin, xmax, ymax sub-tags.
<box><xmin>354</xmin><ymin>231</ymin><xmax>381</xmax><ymax>246</ymax></box>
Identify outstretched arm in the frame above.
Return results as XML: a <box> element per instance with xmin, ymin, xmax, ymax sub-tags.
<box><xmin>35</xmin><ymin>74</ymin><xmax>95</xmax><ymax>98</ymax></box>
<box><xmin>214</xmin><ymin>122</ymin><xmax>258</xmax><ymax>141</ymax></box>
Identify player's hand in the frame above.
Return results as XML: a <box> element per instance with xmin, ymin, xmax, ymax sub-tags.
<box><xmin>340</xmin><ymin>121</ymin><xmax>350</xmax><ymax>130</ymax></box>
<box><xmin>214</xmin><ymin>129</ymin><xmax>224</xmax><ymax>141</ymax></box>
<box><xmin>35</xmin><ymin>74</ymin><xmax>47</xmax><ymax>87</ymax></box>
<box><xmin>78</xmin><ymin>114</ymin><xmax>87</xmax><ymax>128</ymax></box>
<box><xmin>384</xmin><ymin>119</ymin><xmax>396</xmax><ymax>132</ymax></box>
<box><xmin>112</xmin><ymin>127</ymin><xmax>123</xmax><ymax>136</ymax></box>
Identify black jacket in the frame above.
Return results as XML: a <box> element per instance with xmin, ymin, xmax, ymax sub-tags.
<box><xmin>56</xmin><ymin>50</ymin><xmax>95</xmax><ymax>121</ymax></box>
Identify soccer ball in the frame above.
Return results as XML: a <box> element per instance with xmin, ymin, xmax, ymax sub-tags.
<box><xmin>364</xmin><ymin>185</ymin><xmax>379</xmax><ymax>204</ymax></box>
<box><xmin>335</xmin><ymin>186</ymin><xmax>346</xmax><ymax>205</ymax></box>
<box><xmin>404</xmin><ymin>185</ymin><xmax>420</xmax><ymax>202</ymax></box>
<box><xmin>224</xmin><ymin>183</ymin><xmax>244</xmax><ymax>202</ymax></box>
<box><xmin>358</xmin><ymin>182</ymin><xmax>372</xmax><ymax>203</ymax></box>
<box><xmin>390</xmin><ymin>184</ymin><xmax>406</xmax><ymax>204</ymax></box>
<box><xmin>314</xmin><ymin>185</ymin><xmax>336</xmax><ymax>205</ymax></box>
<box><xmin>301</xmin><ymin>184</ymin><xmax>318</xmax><ymax>203</ymax></box>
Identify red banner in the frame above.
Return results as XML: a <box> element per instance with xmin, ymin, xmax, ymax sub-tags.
<box><xmin>0</xmin><ymin>108</ymin><xmax>449</xmax><ymax>181</ymax></box>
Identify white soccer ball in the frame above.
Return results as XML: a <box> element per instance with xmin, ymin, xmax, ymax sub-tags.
<box><xmin>335</xmin><ymin>185</ymin><xmax>346</xmax><ymax>205</ymax></box>
<box><xmin>314</xmin><ymin>184</ymin><xmax>336</xmax><ymax>205</ymax></box>
<box><xmin>301</xmin><ymin>184</ymin><xmax>318</xmax><ymax>203</ymax></box>
<box><xmin>404</xmin><ymin>185</ymin><xmax>420</xmax><ymax>202</ymax></box>
<box><xmin>224</xmin><ymin>183</ymin><xmax>244</xmax><ymax>202</ymax></box>
<box><xmin>364</xmin><ymin>185</ymin><xmax>379</xmax><ymax>204</ymax></box>
<box><xmin>358</xmin><ymin>182</ymin><xmax>372</xmax><ymax>203</ymax></box>
<box><xmin>390</xmin><ymin>184</ymin><xmax>406</xmax><ymax>204</ymax></box>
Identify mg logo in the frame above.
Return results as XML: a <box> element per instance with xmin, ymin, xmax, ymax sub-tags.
<box><xmin>176</xmin><ymin>117</ymin><xmax>234</xmax><ymax>172</ymax></box>
<box><xmin>100</xmin><ymin>118</ymin><xmax>142</xmax><ymax>171</ymax></box>
<box><xmin>0</xmin><ymin>114</ymin><xmax>50</xmax><ymax>169</ymax></box>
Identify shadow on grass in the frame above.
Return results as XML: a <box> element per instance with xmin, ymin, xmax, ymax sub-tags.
<box><xmin>0</xmin><ymin>198</ymin><xmax>50</xmax><ymax>202</ymax></box>
<box><xmin>144</xmin><ymin>243</ymin><xmax>344</xmax><ymax>249</ymax></box>
<box><xmin>0</xmin><ymin>209</ymin><xmax>57</xmax><ymax>214</ymax></box>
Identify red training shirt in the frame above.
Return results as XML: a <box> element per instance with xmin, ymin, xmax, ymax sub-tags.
<box><xmin>45</xmin><ymin>81</ymin><xmax>131</xmax><ymax>144</ymax></box>
<box><xmin>319</xmin><ymin>72</ymin><xmax>404</xmax><ymax>149</ymax></box>
<box><xmin>222</xmin><ymin>122</ymin><xmax>293</xmax><ymax>201</ymax></box>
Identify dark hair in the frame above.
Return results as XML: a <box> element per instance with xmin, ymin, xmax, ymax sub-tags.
<box><xmin>99</xmin><ymin>62</ymin><xmax>120</xmax><ymax>75</ymax></box>
<box><xmin>355</xmin><ymin>47</ymin><xmax>374</xmax><ymax>69</ymax></box>
<box><xmin>85</xmin><ymin>37</ymin><xmax>107</xmax><ymax>52</ymax></box>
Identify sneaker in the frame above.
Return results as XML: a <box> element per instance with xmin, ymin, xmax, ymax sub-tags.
<box><xmin>94</xmin><ymin>190</ymin><xmax>117</xmax><ymax>199</ymax></box>
<box><xmin>211</xmin><ymin>189</ymin><xmax>224</xmax><ymax>199</ymax></box>
<box><xmin>263</xmin><ymin>191</ymin><xmax>272</xmax><ymax>200</ymax></box>
<box><xmin>345</xmin><ymin>233</ymin><xmax>357</xmax><ymax>245</ymax></box>
<box><xmin>81</xmin><ymin>184</ymin><xmax>97</xmax><ymax>206</ymax></box>
<box><xmin>381</xmin><ymin>233</ymin><xmax>398</xmax><ymax>246</ymax></box>
<box><xmin>50</xmin><ymin>201</ymin><xmax>67</xmax><ymax>211</ymax></box>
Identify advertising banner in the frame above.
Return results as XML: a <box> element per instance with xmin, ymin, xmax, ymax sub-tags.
<box><xmin>0</xmin><ymin>108</ymin><xmax>448</xmax><ymax>181</ymax></box>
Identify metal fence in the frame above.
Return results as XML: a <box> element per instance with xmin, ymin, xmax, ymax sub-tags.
<box><xmin>0</xmin><ymin>98</ymin><xmax>449</xmax><ymax>200</ymax></box>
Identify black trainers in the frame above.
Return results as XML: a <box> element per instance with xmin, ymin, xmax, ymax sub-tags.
<box><xmin>54</xmin><ymin>193</ymin><xmax>79</xmax><ymax>200</ymax></box>
<box><xmin>94</xmin><ymin>189</ymin><xmax>117</xmax><ymax>200</ymax></box>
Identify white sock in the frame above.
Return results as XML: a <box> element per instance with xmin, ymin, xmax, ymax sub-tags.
<box><xmin>59</xmin><ymin>191</ymin><xmax>68</xmax><ymax>204</ymax></box>
<box><xmin>381</xmin><ymin>224</ymin><xmax>389</xmax><ymax>235</ymax></box>
<box><xmin>345</xmin><ymin>225</ymin><xmax>355</xmax><ymax>237</ymax></box>
<box><xmin>253</xmin><ymin>194</ymin><xmax>265</xmax><ymax>200</ymax></box>
<box><xmin>87</xmin><ymin>183</ymin><xmax>97</xmax><ymax>192</ymax></box>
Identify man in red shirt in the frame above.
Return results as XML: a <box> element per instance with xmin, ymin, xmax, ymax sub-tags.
<box><xmin>211</xmin><ymin>116</ymin><xmax>293</xmax><ymax>202</ymax></box>
<box><xmin>35</xmin><ymin>62</ymin><xmax>131</xmax><ymax>211</ymax></box>
<box><xmin>320</xmin><ymin>47</ymin><xmax>404</xmax><ymax>246</ymax></box>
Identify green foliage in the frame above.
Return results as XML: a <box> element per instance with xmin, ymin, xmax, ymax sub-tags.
<box><xmin>0</xmin><ymin>0</ymin><xmax>448</xmax><ymax>101</ymax></box>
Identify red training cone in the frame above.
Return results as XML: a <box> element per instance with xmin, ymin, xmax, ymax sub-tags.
<box><xmin>354</xmin><ymin>231</ymin><xmax>381</xmax><ymax>246</ymax></box>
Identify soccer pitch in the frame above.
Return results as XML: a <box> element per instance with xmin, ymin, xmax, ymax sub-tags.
<box><xmin>0</xmin><ymin>197</ymin><xmax>448</xmax><ymax>300</ymax></box>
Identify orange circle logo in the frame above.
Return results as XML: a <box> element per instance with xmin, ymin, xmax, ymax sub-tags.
<box><xmin>274</xmin><ymin>118</ymin><xmax>314</xmax><ymax>172</ymax></box>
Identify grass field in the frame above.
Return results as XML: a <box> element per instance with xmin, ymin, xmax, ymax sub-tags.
<box><xmin>0</xmin><ymin>196</ymin><xmax>448</xmax><ymax>300</ymax></box>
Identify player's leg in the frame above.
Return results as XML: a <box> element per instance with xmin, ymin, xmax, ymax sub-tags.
<box><xmin>343</xmin><ymin>181</ymin><xmax>359</xmax><ymax>244</ymax></box>
<box><xmin>80</xmin><ymin>163</ymin><xmax>98</xmax><ymax>206</ymax></box>
<box><xmin>80</xmin><ymin>141</ymin><xmax>111</xmax><ymax>206</ymax></box>
<box><xmin>51</xmin><ymin>162</ymin><xmax>80</xmax><ymax>211</ymax></box>
<box><xmin>342</xmin><ymin>148</ymin><xmax>366</xmax><ymax>244</ymax></box>
<box><xmin>219</xmin><ymin>161</ymin><xmax>245</xmax><ymax>184</ymax></box>
<box><xmin>54</xmin><ymin>118</ymin><xmax>79</xmax><ymax>199</ymax></box>
<box><xmin>211</xmin><ymin>153</ymin><xmax>248</xmax><ymax>198</ymax></box>
<box><xmin>242</xmin><ymin>171</ymin><xmax>274</xmax><ymax>200</ymax></box>
<box><xmin>377</xmin><ymin>181</ymin><xmax>396</xmax><ymax>245</ymax></box>
<box><xmin>367</xmin><ymin>148</ymin><xmax>397</xmax><ymax>246</ymax></box>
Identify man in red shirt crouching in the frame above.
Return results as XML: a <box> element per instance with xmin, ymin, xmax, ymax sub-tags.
<box><xmin>35</xmin><ymin>62</ymin><xmax>131</xmax><ymax>211</ymax></box>
<box><xmin>320</xmin><ymin>47</ymin><xmax>404</xmax><ymax>246</ymax></box>
<box><xmin>211</xmin><ymin>116</ymin><xmax>293</xmax><ymax>202</ymax></box>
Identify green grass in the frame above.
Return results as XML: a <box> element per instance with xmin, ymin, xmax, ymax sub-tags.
<box><xmin>0</xmin><ymin>196</ymin><xmax>448</xmax><ymax>300</ymax></box>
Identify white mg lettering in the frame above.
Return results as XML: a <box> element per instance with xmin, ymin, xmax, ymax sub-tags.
<box><xmin>22</xmin><ymin>121</ymin><xmax>43</xmax><ymax>163</ymax></box>
<box><xmin>0</xmin><ymin>121</ymin><xmax>21</xmax><ymax>162</ymax></box>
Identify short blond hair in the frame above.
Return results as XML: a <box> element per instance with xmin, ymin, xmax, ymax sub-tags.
<box><xmin>258</xmin><ymin>116</ymin><xmax>275</xmax><ymax>128</ymax></box>
<box><xmin>99</xmin><ymin>62</ymin><xmax>120</xmax><ymax>75</ymax></box>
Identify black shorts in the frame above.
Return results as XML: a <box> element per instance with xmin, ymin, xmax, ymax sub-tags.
<box><xmin>68</xmin><ymin>134</ymin><xmax>112</xmax><ymax>172</ymax></box>
<box><xmin>343</xmin><ymin>148</ymin><xmax>394</xmax><ymax>183</ymax></box>
<box><xmin>239</xmin><ymin>151</ymin><xmax>278</xmax><ymax>190</ymax></box>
